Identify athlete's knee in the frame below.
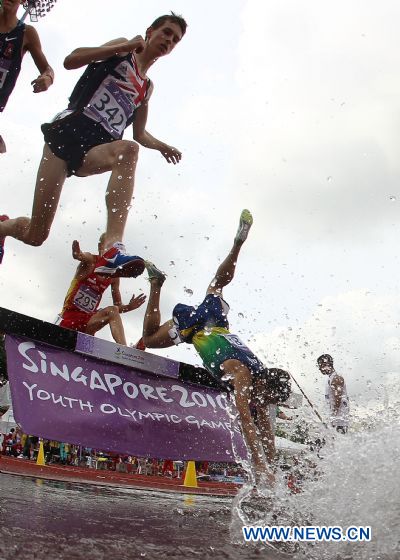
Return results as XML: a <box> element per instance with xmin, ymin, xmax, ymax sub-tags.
<box><xmin>17</xmin><ymin>219</ymin><xmax>48</xmax><ymax>246</ymax></box>
<box><xmin>142</xmin><ymin>335</ymin><xmax>156</xmax><ymax>348</ymax></box>
<box><xmin>107</xmin><ymin>305</ymin><xmax>121</xmax><ymax>318</ymax></box>
<box><xmin>26</xmin><ymin>229</ymin><xmax>50</xmax><ymax>247</ymax></box>
<box><xmin>113</xmin><ymin>140</ymin><xmax>139</xmax><ymax>163</ymax></box>
<box><xmin>27</xmin><ymin>237</ymin><xmax>46</xmax><ymax>247</ymax></box>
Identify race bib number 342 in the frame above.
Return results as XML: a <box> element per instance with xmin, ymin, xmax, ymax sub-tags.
<box><xmin>84</xmin><ymin>80</ymin><xmax>130</xmax><ymax>138</ymax></box>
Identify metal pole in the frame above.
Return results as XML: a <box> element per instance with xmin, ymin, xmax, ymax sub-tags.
<box><xmin>289</xmin><ymin>372</ymin><xmax>328</xmax><ymax>428</ymax></box>
<box><xmin>20</xmin><ymin>9</ymin><xmax>29</xmax><ymax>23</ymax></box>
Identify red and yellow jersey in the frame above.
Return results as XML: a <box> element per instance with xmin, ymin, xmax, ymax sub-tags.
<box><xmin>61</xmin><ymin>258</ymin><xmax>113</xmax><ymax>315</ymax></box>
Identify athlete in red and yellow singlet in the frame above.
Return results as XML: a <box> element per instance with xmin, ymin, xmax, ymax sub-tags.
<box><xmin>59</xmin><ymin>256</ymin><xmax>114</xmax><ymax>332</ymax></box>
<box><xmin>58</xmin><ymin>238</ymin><xmax>146</xmax><ymax>345</ymax></box>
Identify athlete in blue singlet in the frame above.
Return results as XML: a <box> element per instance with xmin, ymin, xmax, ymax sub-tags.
<box><xmin>0</xmin><ymin>12</ymin><xmax>187</xmax><ymax>275</ymax></box>
<box><xmin>141</xmin><ymin>210</ymin><xmax>292</xmax><ymax>484</ymax></box>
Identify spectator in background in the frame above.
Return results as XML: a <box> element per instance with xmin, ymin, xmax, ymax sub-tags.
<box><xmin>317</xmin><ymin>354</ymin><xmax>350</xmax><ymax>434</ymax></box>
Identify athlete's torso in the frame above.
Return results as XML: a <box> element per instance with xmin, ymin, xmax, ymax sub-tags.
<box><xmin>67</xmin><ymin>53</ymin><xmax>149</xmax><ymax>139</ymax></box>
<box><xmin>325</xmin><ymin>371</ymin><xmax>350</xmax><ymax>427</ymax></box>
<box><xmin>0</xmin><ymin>20</ymin><xmax>25</xmax><ymax>111</ymax></box>
<box><xmin>62</xmin><ymin>261</ymin><xmax>113</xmax><ymax>315</ymax></box>
<box><xmin>172</xmin><ymin>293</ymin><xmax>230</xmax><ymax>344</ymax></box>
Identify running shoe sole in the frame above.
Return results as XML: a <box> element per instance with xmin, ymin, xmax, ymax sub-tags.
<box><xmin>145</xmin><ymin>261</ymin><xmax>166</xmax><ymax>283</ymax></box>
<box><xmin>95</xmin><ymin>258</ymin><xmax>145</xmax><ymax>278</ymax></box>
<box><xmin>235</xmin><ymin>209</ymin><xmax>253</xmax><ymax>242</ymax></box>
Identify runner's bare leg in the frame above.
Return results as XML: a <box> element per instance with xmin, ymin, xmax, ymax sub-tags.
<box><xmin>0</xmin><ymin>140</ymin><xmax>139</xmax><ymax>250</ymax></box>
<box><xmin>78</xmin><ymin>140</ymin><xmax>139</xmax><ymax>250</ymax></box>
<box><xmin>223</xmin><ymin>359</ymin><xmax>273</xmax><ymax>482</ymax></box>
<box><xmin>0</xmin><ymin>145</ymin><xmax>67</xmax><ymax>245</ymax></box>
<box><xmin>207</xmin><ymin>210</ymin><xmax>252</xmax><ymax>293</ymax></box>
<box><xmin>86</xmin><ymin>306</ymin><xmax>127</xmax><ymax>345</ymax></box>
<box><xmin>142</xmin><ymin>276</ymin><xmax>174</xmax><ymax>348</ymax></box>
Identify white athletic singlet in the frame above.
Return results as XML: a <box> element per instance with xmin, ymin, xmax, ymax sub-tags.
<box><xmin>325</xmin><ymin>371</ymin><xmax>350</xmax><ymax>428</ymax></box>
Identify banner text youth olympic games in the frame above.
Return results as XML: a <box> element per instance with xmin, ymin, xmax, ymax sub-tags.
<box><xmin>5</xmin><ymin>336</ymin><xmax>247</xmax><ymax>461</ymax></box>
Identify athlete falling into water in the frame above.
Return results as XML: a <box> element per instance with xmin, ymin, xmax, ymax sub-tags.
<box><xmin>0</xmin><ymin>12</ymin><xmax>187</xmax><ymax>274</ymax></box>
<box><xmin>140</xmin><ymin>211</ymin><xmax>292</xmax><ymax>483</ymax></box>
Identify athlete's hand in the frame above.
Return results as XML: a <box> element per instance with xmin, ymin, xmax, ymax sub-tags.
<box><xmin>128</xmin><ymin>293</ymin><xmax>147</xmax><ymax>311</ymax></box>
<box><xmin>160</xmin><ymin>145</ymin><xmax>182</xmax><ymax>164</ymax></box>
<box><xmin>72</xmin><ymin>240</ymin><xmax>83</xmax><ymax>261</ymax></box>
<box><xmin>31</xmin><ymin>74</ymin><xmax>53</xmax><ymax>93</ymax></box>
<box><xmin>126</xmin><ymin>35</ymin><xmax>146</xmax><ymax>54</ymax></box>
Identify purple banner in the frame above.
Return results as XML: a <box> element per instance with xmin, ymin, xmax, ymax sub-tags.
<box><xmin>5</xmin><ymin>335</ymin><xmax>247</xmax><ymax>462</ymax></box>
<box><xmin>75</xmin><ymin>332</ymin><xmax>180</xmax><ymax>379</ymax></box>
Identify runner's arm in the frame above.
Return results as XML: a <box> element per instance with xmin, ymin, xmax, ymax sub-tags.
<box><xmin>132</xmin><ymin>91</ymin><xmax>182</xmax><ymax>164</ymax></box>
<box><xmin>24</xmin><ymin>25</ymin><xmax>54</xmax><ymax>93</ymax></box>
<box><xmin>277</xmin><ymin>410</ymin><xmax>292</xmax><ymax>420</ymax></box>
<box><xmin>63</xmin><ymin>36</ymin><xmax>145</xmax><ymax>70</ymax></box>
<box><xmin>263</xmin><ymin>413</ymin><xmax>276</xmax><ymax>464</ymax></box>
<box><xmin>72</xmin><ymin>240</ymin><xmax>94</xmax><ymax>263</ymax></box>
<box><xmin>111</xmin><ymin>280</ymin><xmax>146</xmax><ymax>313</ymax></box>
<box><xmin>255</xmin><ymin>402</ymin><xmax>276</xmax><ymax>464</ymax></box>
<box><xmin>111</xmin><ymin>279</ymin><xmax>123</xmax><ymax>309</ymax></box>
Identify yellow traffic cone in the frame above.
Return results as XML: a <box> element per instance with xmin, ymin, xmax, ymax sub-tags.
<box><xmin>36</xmin><ymin>439</ymin><xmax>46</xmax><ymax>466</ymax></box>
<box><xmin>183</xmin><ymin>460</ymin><xmax>198</xmax><ymax>488</ymax></box>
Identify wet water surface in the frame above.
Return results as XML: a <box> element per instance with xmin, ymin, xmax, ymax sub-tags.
<box><xmin>0</xmin><ymin>473</ymin><xmax>280</xmax><ymax>560</ymax></box>
<box><xmin>1</xmin><ymin>422</ymin><xmax>399</xmax><ymax>560</ymax></box>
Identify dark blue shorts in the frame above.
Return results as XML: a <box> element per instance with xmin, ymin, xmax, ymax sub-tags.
<box><xmin>41</xmin><ymin>111</ymin><xmax>115</xmax><ymax>177</ymax></box>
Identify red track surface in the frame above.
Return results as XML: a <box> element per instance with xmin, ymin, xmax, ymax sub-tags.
<box><xmin>0</xmin><ymin>456</ymin><xmax>239</xmax><ymax>496</ymax></box>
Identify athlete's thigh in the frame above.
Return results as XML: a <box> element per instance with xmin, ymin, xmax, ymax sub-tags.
<box><xmin>224</xmin><ymin>359</ymin><xmax>253</xmax><ymax>390</ymax></box>
<box><xmin>77</xmin><ymin>142</ymin><xmax>119</xmax><ymax>177</ymax></box>
<box><xmin>85</xmin><ymin>309</ymin><xmax>111</xmax><ymax>334</ymax></box>
<box><xmin>145</xmin><ymin>319</ymin><xmax>176</xmax><ymax>349</ymax></box>
<box><xmin>30</xmin><ymin>145</ymin><xmax>68</xmax><ymax>229</ymax></box>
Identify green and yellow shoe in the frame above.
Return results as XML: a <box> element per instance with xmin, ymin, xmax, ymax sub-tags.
<box><xmin>235</xmin><ymin>209</ymin><xmax>253</xmax><ymax>243</ymax></box>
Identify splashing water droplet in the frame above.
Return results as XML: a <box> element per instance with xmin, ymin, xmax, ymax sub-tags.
<box><xmin>389</xmin><ymin>195</ymin><xmax>396</xmax><ymax>202</ymax></box>
<box><xmin>117</xmin><ymin>175</ymin><xmax>123</xmax><ymax>180</ymax></box>
<box><xmin>238</xmin><ymin>312</ymin><xmax>244</xmax><ymax>318</ymax></box>
<box><xmin>169</xmin><ymin>261</ymin><xmax>175</xmax><ymax>266</ymax></box>
<box><xmin>184</xmin><ymin>287</ymin><xmax>193</xmax><ymax>296</ymax></box>
<box><xmin>326</xmin><ymin>176</ymin><xmax>332</xmax><ymax>182</ymax></box>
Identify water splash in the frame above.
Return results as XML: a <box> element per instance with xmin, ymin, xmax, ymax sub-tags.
<box><xmin>229</xmin><ymin>399</ymin><xmax>400</xmax><ymax>559</ymax></box>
